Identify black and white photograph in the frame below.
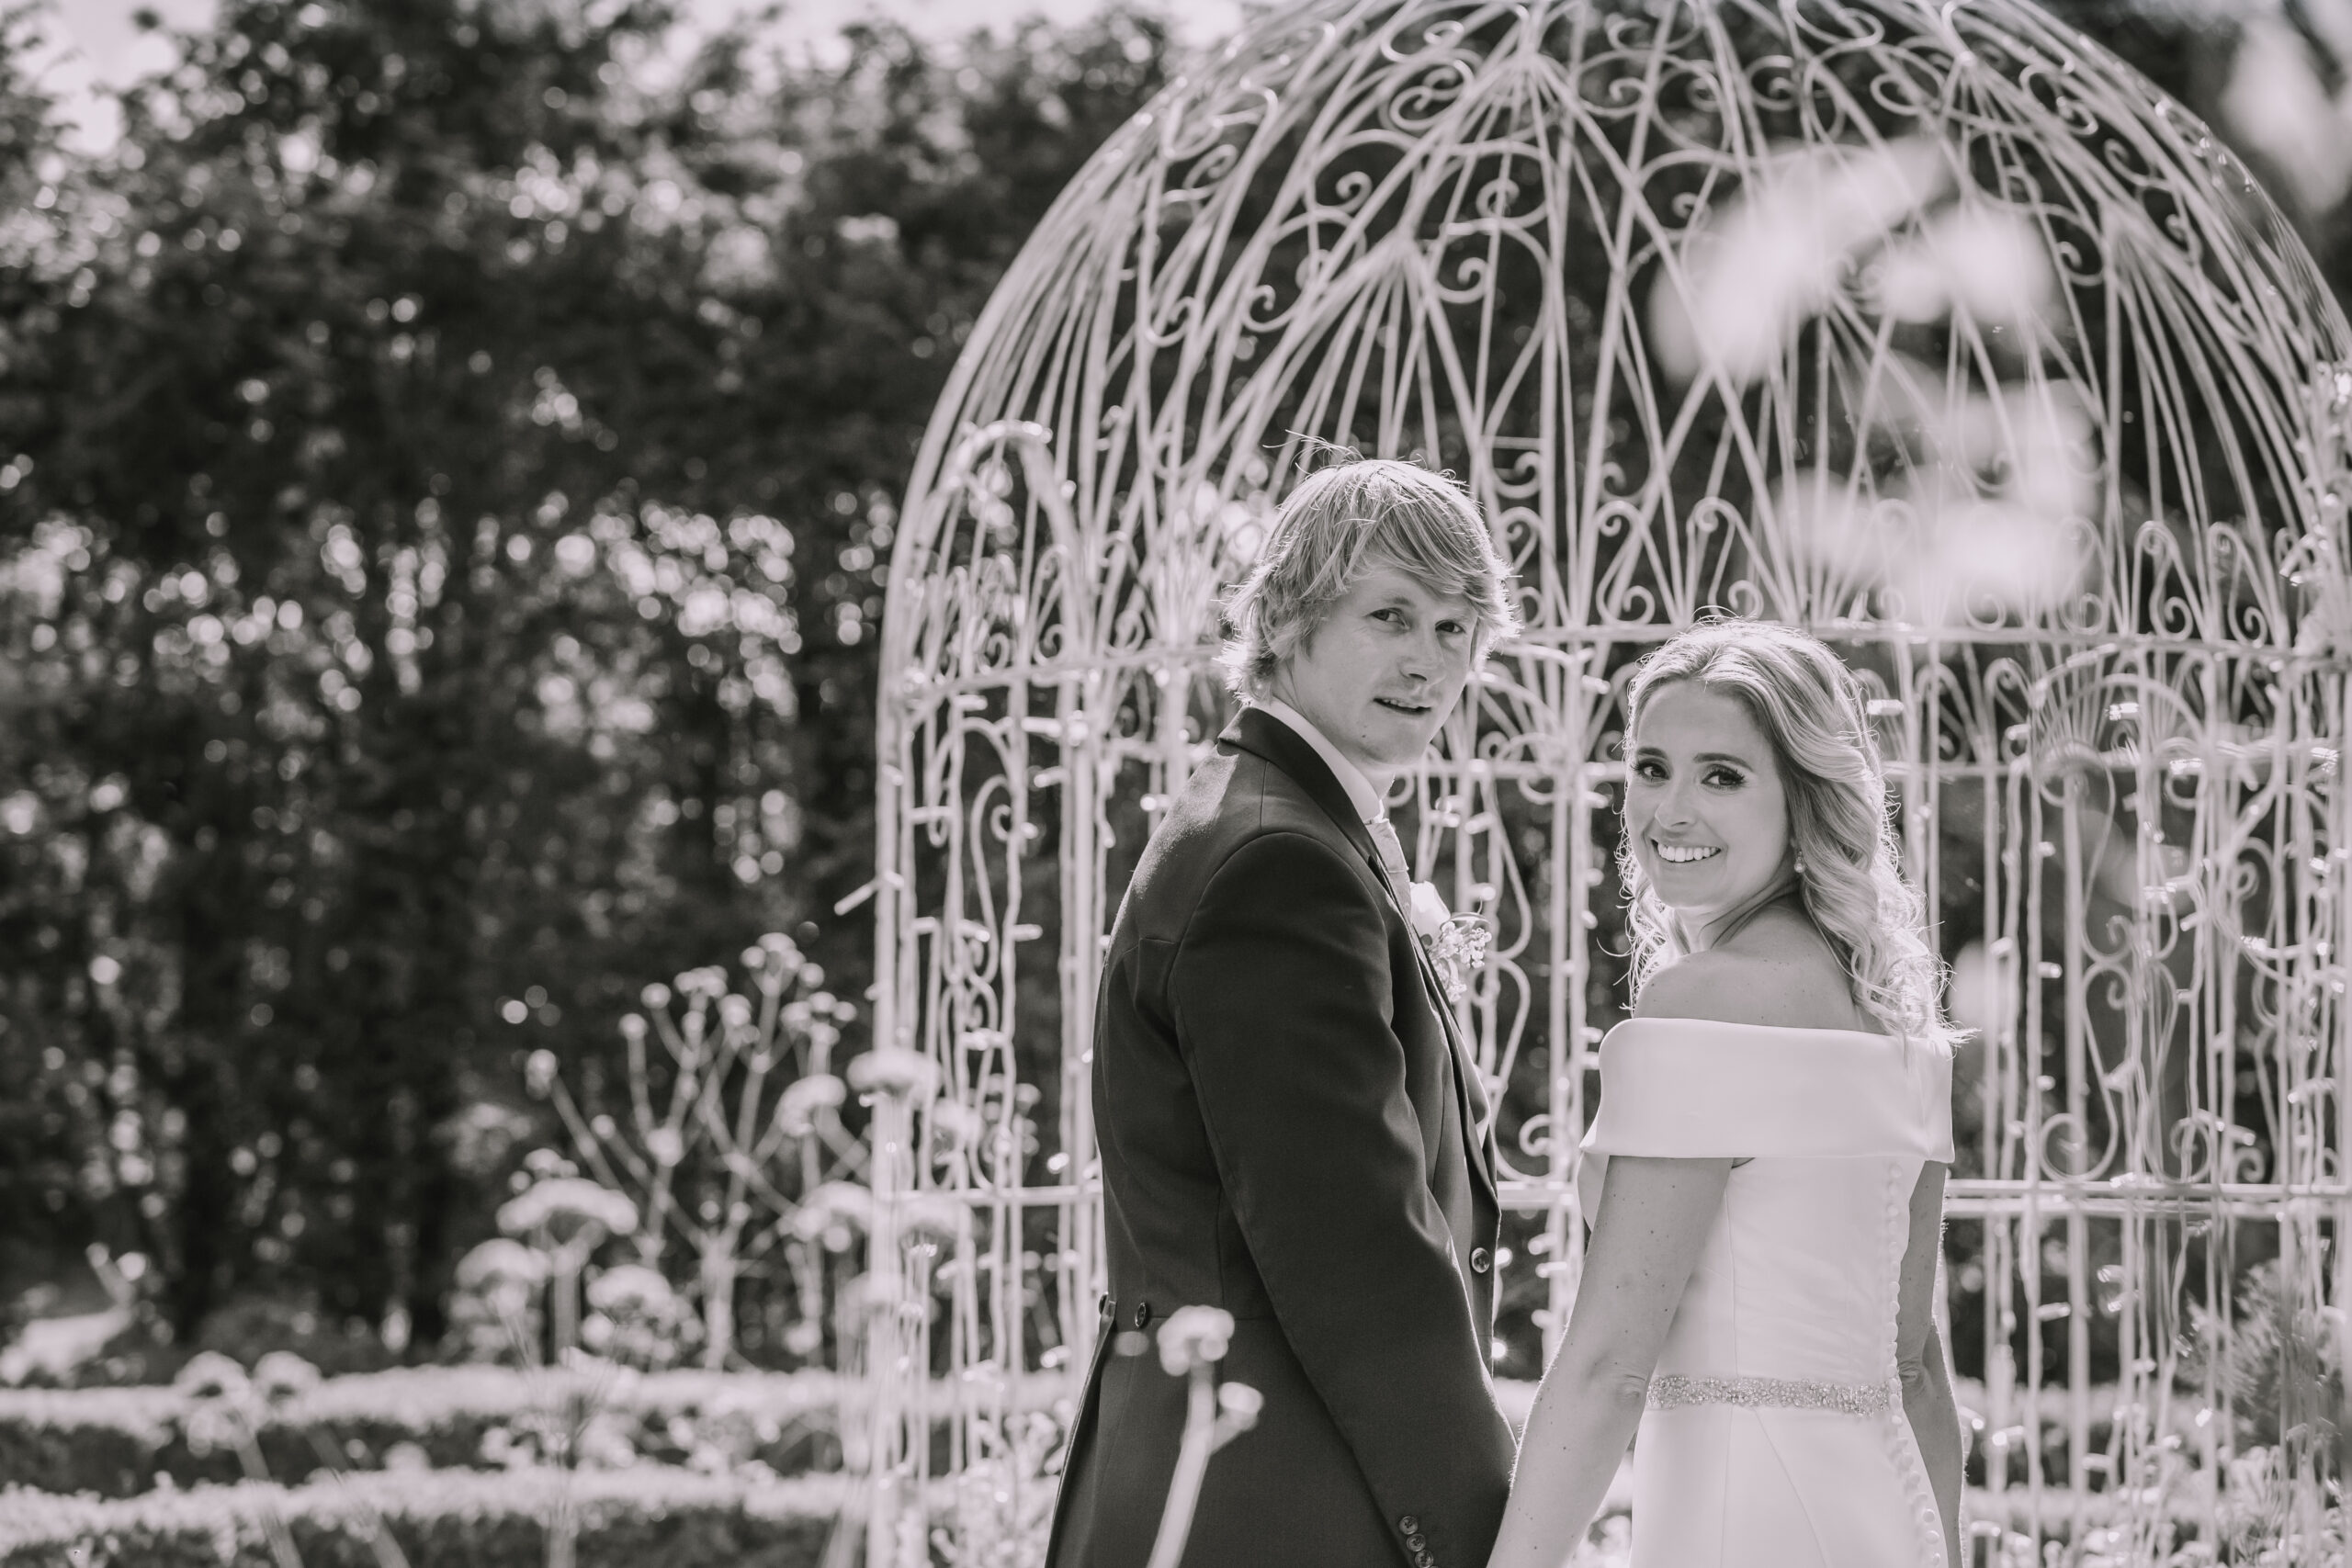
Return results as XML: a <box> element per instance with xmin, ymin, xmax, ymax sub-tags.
<box><xmin>4</xmin><ymin>1</ymin><xmax>2352</xmax><ymax>1564</ymax></box>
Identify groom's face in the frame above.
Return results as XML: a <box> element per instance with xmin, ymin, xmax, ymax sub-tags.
<box><xmin>1272</xmin><ymin>562</ymin><xmax>1478</xmax><ymax>783</ymax></box>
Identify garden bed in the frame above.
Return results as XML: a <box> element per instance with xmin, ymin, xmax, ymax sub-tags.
<box><xmin>0</xmin><ymin>1468</ymin><xmax>848</xmax><ymax>1568</ymax></box>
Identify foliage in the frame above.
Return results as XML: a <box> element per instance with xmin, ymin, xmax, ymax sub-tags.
<box><xmin>929</xmin><ymin>1411</ymin><xmax>1063</xmax><ymax>1568</ymax></box>
<box><xmin>0</xmin><ymin>0</ymin><xmax>1178</xmax><ymax>1350</ymax></box>
<box><xmin>0</xmin><ymin>1362</ymin><xmax>843</xmax><ymax>1498</ymax></box>
<box><xmin>2182</xmin><ymin>1258</ymin><xmax>2346</xmax><ymax>1473</ymax></box>
<box><xmin>2038</xmin><ymin>0</ymin><xmax>2352</xmax><ymax>304</ymax></box>
<box><xmin>446</xmin><ymin>1235</ymin><xmax>552</xmax><ymax>1367</ymax></box>
<box><xmin>1953</xmin><ymin>1257</ymin><xmax>2349</xmax><ymax>1564</ymax></box>
<box><xmin>0</xmin><ymin>1468</ymin><xmax>846</xmax><ymax>1568</ymax></box>
<box><xmin>526</xmin><ymin>933</ymin><xmax>870</xmax><ymax>1371</ymax></box>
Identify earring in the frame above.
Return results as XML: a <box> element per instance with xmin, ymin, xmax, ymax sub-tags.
<box><xmin>1792</xmin><ymin>856</ymin><xmax>1807</xmax><ymax>875</ymax></box>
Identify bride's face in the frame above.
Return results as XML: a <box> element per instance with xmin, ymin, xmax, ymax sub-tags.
<box><xmin>1624</xmin><ymin>681</ymin><xmax>1792</xmax><ymax>930</ymax></box>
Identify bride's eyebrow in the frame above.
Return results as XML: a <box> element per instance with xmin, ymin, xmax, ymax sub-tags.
<box><xmin>1630</xmin><ymin>745</ymin><xmax>1755</xmax><ymax>768</ymax></box>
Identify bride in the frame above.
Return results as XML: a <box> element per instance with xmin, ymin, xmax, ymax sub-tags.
<box><xmin>1487</xmin><ymin>621</ymin><xmax>1963</xmax><ymax>1568</ymax></box>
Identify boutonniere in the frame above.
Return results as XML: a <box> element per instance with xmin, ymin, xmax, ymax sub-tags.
<box><xmin>1408</xmin><ymin>882</ymin><xmax>1493</xmax><ymax>1003</ymax></box>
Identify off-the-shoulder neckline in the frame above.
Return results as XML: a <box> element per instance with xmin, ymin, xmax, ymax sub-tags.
<box><xmin>1608</xmin><ymin>1016</ymin><xmax>1897</xmax><ymax>1043</ymax></box>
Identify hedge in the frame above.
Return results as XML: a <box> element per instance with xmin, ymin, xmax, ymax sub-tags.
<box><xmin>0</xmin><ymin>1468</ymin><xmax>848</xmax><ymax>1568</ymax></box>
<box><xmin>0</xmin><ymin>1368</ymin><xmax>848</xmax><ymax>1499</ymax></box>
<box><xmin>19</xmin><ymin>1474</ymin><xmax>2330</xmax><ymax>1568</ymax></box>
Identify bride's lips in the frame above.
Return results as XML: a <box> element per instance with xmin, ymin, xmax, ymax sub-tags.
<box><xmin>1650</xmin><ymin>838</ymin><xmax>1723</xmax><ymax>865</ymax></box>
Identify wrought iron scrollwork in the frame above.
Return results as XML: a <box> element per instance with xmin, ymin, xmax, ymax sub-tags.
<box><xmin>869</xmin><ymin>2</ymin><xmax>2352</xmax><ymax>1558</ymax></box>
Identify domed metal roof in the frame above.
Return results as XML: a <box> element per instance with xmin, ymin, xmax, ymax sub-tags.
<box><xmin>886</xmin><ymin>0</ymin><xmax>2350</xmax><ymax>672</ymax></box>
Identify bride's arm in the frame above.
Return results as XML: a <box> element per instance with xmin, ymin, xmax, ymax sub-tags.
<box><xmin>1486</xmin><ymin>1154</ymin><xmax>1731</xmax><ymax>1568</ymax></box>
<box><xmin>1897</xmin><ymin>1161</ymin><xmax>1963</xmax><ymax>1565</ymax></box>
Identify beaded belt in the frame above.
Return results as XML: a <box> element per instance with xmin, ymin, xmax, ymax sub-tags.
<box><xmin>1645</xmin><ymin>1372</ymin><xmax>1902</xmax><ymax>1416</ymax></box>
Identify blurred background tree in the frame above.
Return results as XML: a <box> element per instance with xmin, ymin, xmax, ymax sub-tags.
<box><xmin>1</xmin><ymin>0</ymin><xmax>2346</xmax><ymax>1375</ymax></box>
<box><xmin>0</xmin><ymin>0</ymin><xmax>1172</xmax><ymax>1361</ymax></box>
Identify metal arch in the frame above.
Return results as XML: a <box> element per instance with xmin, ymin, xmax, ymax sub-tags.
<box><xmin>869</xmin><ymin>2</ymin><xmax>2352</xmax><ymax>1560</ymax></box>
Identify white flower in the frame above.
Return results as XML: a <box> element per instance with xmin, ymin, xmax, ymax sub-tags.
<box><xmin>776</xmin><ymin>1073</ymin><xmax>847</xmax><ymax>1134</ymax></box>
<box><xmin>497</xmin><ymin>1177</ymin><xmax>639</xmax><ymax>1241</ymax></box>
<box><xmin>1651</xmin><ymin>138</ymin><xmax>1946</xmax><ymax>382</ymax></box>
<box><xmin>252</xmin><ymin>1350</ymin><xmax>321</xmax><ymax>1405</ymax></box>
<box><xmin>2221</xmin><ymin>18</ymin><xmax>2352</xmax><ymax>217</ymax></box>
<box><xmin>1408</xmin><ymin>880</ymin><xmax>1451</xmax><ymax>943</ymax></box>
<box><xmin>172</xmin><ymin>1349</ymin><xmax>250</xmax><ymax>1403</ymax></box>
<box><xmin>586</xmin><ymin>1263</ymin><xmax>677</xmax><ymax>1321</ymax></box>
<box><xmin>926</xmin><ymin>1098</ymin><xmax>987</xmax><ymax>1148</ymax></box>
<box><xmin>847</xmin><ymin>1048</ymin><xmax>939</xmax><ymax>1101</ymax></box>
<box><xmin>790</xmin><ymin>1180</ymin><xmax>872</xmax><ymax>1250</ymax></box>
<box><xmin>896</xmin><ymin>1193</ymin><xmax>971</xmax><ymax>1248</ymax></box>
<box><xmin>1157</xmin><ymin>1305</ymin><xmax>1236</xmax><ymax>1376</ymax></box>
<box><xmin>457</xmin><ymin>1236</ymin><xmax>548</xmax><ymax>1290</ymax></box>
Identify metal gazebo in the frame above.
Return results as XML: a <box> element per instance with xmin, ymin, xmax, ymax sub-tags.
<box><xmin>865</xmin><ymin>2</ymin><xmax>2352</xmax><ymax>1560</ymax></box>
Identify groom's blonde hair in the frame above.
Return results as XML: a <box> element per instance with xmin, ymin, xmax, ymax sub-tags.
<box><xmin>1217</xmin><ymin>454</ymin><xmax>1520</xmax><ymax>698</ymax></box>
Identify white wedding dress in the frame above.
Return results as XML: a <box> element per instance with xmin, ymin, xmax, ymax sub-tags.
<box><xmin>1578</xmin><ymin>1019</ymin><xmax>1955</xmax><ymax>1568</ymax></box>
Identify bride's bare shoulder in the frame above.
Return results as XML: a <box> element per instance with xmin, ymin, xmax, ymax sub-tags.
<box><xmin>1634</xmin><ymin>915</ymin><xmax>1868</xmax><ymax>1032</ymax></box>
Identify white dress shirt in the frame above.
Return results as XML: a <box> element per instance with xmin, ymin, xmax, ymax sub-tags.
<box><xmin>1253</xmin><ymin>697</ymin><xmax>1385</xmax><ymax>827</ymax></box>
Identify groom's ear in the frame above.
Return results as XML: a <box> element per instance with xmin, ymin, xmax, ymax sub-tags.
<box><xmin>1266</xmin><ymin>627</ymin><xmax>1314</xmax><ymax>690</ymax></box>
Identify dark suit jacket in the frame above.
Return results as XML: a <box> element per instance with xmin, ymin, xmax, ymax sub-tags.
<box><xmin>1045</xmin><ymin>707</ymin><xmax>1512</xmax><ymax>1568</ymax></box>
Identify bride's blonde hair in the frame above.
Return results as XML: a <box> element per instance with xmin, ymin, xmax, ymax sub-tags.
<box><xmin>1618</xmin><ymin>620</ymin><xmax>1955</xmax><ymax>1050</ymax></box>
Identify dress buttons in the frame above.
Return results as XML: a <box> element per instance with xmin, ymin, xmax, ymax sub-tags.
<box><xmin>1132</xmin><ymin>1299</ymin><xmax>1152</xmax><ymax>1328</ymax></box>
<box><xmin>1469</xmin><ymin>1247</ymin><xmax>1492</xmax><ymax>1275</ymax></box>
<box><xmin>1397</xmin><ymin>1515</ymin><xmax>1419</xmax><ymax>1535</ymax></box>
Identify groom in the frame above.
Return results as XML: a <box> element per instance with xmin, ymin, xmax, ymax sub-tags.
<box><xmin>1045</xmin><ymin>457</ymin><xmax>1521</xmax><ymax>1568</ymax></box>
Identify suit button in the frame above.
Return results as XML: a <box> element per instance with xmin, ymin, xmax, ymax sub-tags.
<box><xmin>1099</xmin><ymin>1293</ymin><xmax>1113</xmax><ymax>1317</ymax></box>
<box><xmin>1132</xmin><ymin>1300</ymin><xmax>1151</xmax><ymax>1328</ymax></box>
<box><xmin>1415</xmin><ymin>1554</ymin><xmax>1436</xmax><ymax>1568</ymax></box>
<box><xmin>1470</xmin><ymin>1247</ymin><xmax>1492</xmax><ymax>1275</ymax></box>
<box><xmin>1407</xmin><ymin>1533</ymin><xmax>1427</xmax><ymax>1551</ymax></box>
<box><xmin>1397</xmin><ymin>1516</ymin><xmax>1419</xmax><ymax>1535</ymax></box>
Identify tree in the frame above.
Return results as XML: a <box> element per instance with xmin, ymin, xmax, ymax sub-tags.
<box><xmin>0</xmin><ymin>0</ymin><xmax>1176</xmax><ymax>1358</ymax></box>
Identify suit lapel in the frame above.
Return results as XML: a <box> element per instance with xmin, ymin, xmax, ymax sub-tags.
<box><xmin>1224</xmin><ymin>709</ymin><xmax>1498</xmax><ymax>1207</ymax></box>
<box><xmin>1225</xmin><ymin>708</ymin><xmax>1379</xmax><ymax>863</ymax></box>
<box><xmin>1410</xmin><ymin>942</ymin><xmax>1498</xmax><ymax>1208</ymax></box>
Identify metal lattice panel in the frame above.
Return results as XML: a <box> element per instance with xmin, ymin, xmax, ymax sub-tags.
<box><xmin>868</xmin><ymin>1</ymin><xmax>2352</xmax><ymax>1557</ymax></box>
